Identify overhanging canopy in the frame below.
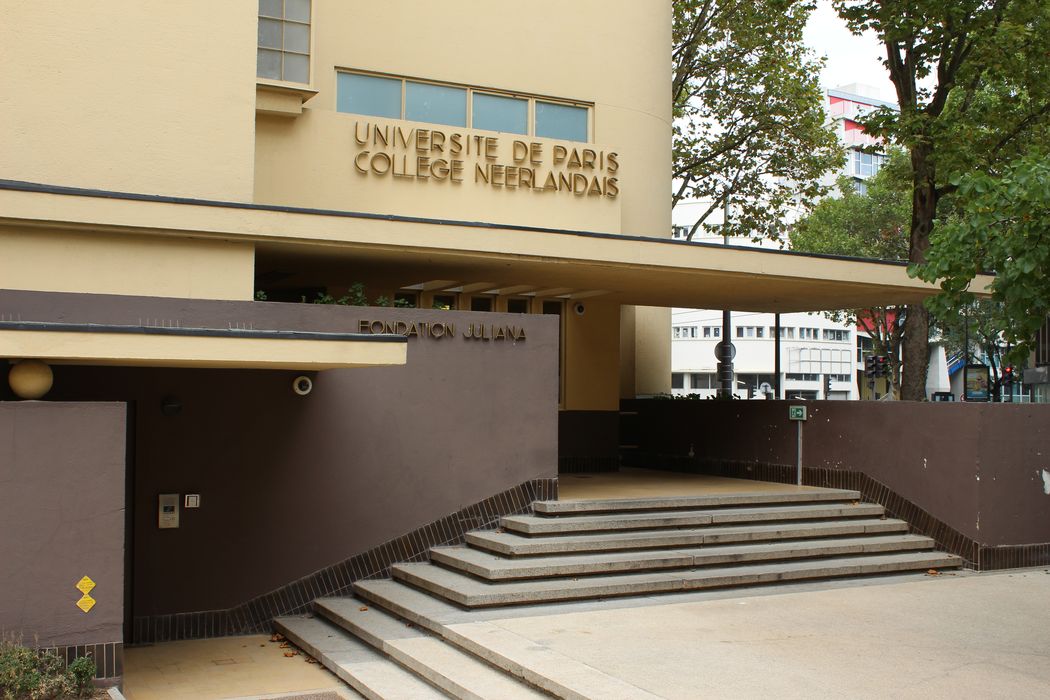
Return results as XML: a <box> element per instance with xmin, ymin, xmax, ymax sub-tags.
<box><xmin>0</xmin><ymin>181</ymin><xmax>993</xmax><ymax>313</ymax></box>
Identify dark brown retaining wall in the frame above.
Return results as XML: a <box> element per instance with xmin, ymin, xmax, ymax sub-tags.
<box><xmin>0</xmin><ymin>401</ymin><xmax>126</xmax><ymax>680</ymax></box>
<box><xmin>1</xmin><ymin>290</ymin><xmax>559</xmax><ymax>641</ymax></box>
<box><xmin>622</xmin><ymin>399</ymin><xmax>1050</xmax><ymax>569</ymax></box>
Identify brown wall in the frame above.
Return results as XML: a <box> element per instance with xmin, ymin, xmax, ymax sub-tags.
<box><xmin>0</xmin><ymin>402</ymin><xmax>125</xmax><ymax>646</ymax></box>
<box><xmin>2</xmin><ymin>290</ymin><xmax>558</xmax><ymax>617</ymax></box>
<box><xmin>624</xmin><ymin>399</ymin><xmax>1050</xmax><ymax>547</ymax></box>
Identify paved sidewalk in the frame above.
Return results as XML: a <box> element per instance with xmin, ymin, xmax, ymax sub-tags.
<box><xmin>476</xmin><ymin>568</ymin><xmax>1050</xmax><ymax>699</ymax></box>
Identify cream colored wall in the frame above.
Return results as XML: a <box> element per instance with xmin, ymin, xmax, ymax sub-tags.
<box><xmin>0</xmin><ymin>1</ymin><xmax>257</xmax><ymax>201</ymax></box>
<box><xmin>0</xmin><ymin>229</ymin><xmax>254</xmax><ymax>301</ymax></box>
<box><xmin>563</xmin><ymin>300</ymin><xmax>621</xmax><ymax>411</ymax></box>
<box><xmin>632</xmin><ymin>306</ymin><xmax>672</xmax><ymax>395</ymax></box>
<box><xmin>255</xmin><ymin>0</ymin><xmax>671</xmax><ymax>236</ymax></box>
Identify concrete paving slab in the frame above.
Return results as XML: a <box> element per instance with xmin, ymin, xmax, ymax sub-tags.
<box><xmin>474</xmin><ymin>569</ymin><xmax>1050</xmax><ymax>699</ymax></box>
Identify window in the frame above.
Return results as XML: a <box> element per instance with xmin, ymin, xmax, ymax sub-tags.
<box><xmin>336</xmin><ymin>73</ymin><xmax>400</xmax><ymax>119</ymax></box>
<box><xmin>690</xmin><ymin>373</ymin><xmax>713</xmax><ymax>389</ymax></box>
<box><xmin>406</xmin><ymin>81</ymin><xmax>467</xmax><ymax>127</ymax></box>
<box><xmin>850</xmin><ymin>150</ymin><xmax>887</xmax><ymax>178</ymax></box>
<box><xmin>506</xmin><ymin>298</ymin><xmax>530</xmax><ymax>314</ymax></box>
<box><xmin>770</xmin><ymin>327</ymin><xmax>795</xmax><ymax>339</ymax></box>
<box><xmin>823</xmin><ymin>329</ymin><xmax>850</xmax><ymax>342</ymax></box>
<box><xmin>432</xmin><ymin>293</ymin><xmax>457</xmax><ymax>310</ymax></box>
<box><xmin>472</xmin><ymin>93</ymin><xmax>527</xmax><ymax>135</ymax></box>
<box><xmin>337</xmin><ymin>71</ymin><xmax>591</xmax><ymax>141</ymax></box>
<box><xmin>671</xmin><ymin>373</ymin><xmax>685</xmax><ymax>389</ymax></box>
<box><xmin>257</xmin><ymin>0</ymin><xmax>311</xmax><ymax>84</ymax></box>
<box><xmin>704</xmin><ymin>326</ymin><xmax>721</xmax><ymax>338</ymax></box>
<box><xmin>786</xmin><ymin>373</ymin><xmax>819</xmax><ymax>382</ymax></box>
<box><xmin>470</xmin><ymin>296</ymin><xmax>493</xmax><ymax>312</ymax></box>
<box><xmin>756</xmin><ymin>327</ymin><xmax>765</xmax><ymax>338</ymax></box>
<box><xmin>535</xmin><ymin>101</ymin><xmax>588</xmax><ymax>141</ymax></box>
<box><xmin>799</xmin><ymin>327</ymin><xmax>820</xmax><ymax>340</ymax></box>
<box><xmin>394</xmin><ymin>291</ymin><xmax>417</xmax><ymax>308</ymax></box>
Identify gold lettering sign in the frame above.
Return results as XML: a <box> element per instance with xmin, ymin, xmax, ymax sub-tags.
<box><xmin>352</xmin><ymin>121</ymin><xmax>619</xmax><ymax>198</ymax></box>
<box><xmin>358</xmin><ymin>320</ymin><xmax>526</xmax><ymax>342</ymax></box>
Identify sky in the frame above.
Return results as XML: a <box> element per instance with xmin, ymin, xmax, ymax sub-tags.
<box><xmin>803</xmin><ymin>1</ymin><xmax>893</xmax><ymax>101</ymax></box>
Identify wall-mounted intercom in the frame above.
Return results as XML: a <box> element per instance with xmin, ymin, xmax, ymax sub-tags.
<box><xmin>158</xmin><ymin>493</ymin><xmax>179</xmax><ymax>529</ymax></box>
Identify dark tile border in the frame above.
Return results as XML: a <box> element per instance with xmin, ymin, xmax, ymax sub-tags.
<box><xmin>131</xmin><ymin>477</ymin><xmax>557</xmax><ymax>644</ymax></box>
<box><xmin>34</xmin><ymin>642</ymin><xmax>122</xmax><ymax>683</ymax></box>
<box><xmin>627</xmin><ymin>455</ymin><xmax>1050</xmax><ymax>572</ymax></box>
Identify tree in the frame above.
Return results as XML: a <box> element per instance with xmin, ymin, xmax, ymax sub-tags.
<box><xmin>832</xmin><ymin>0</ymin><xmax>1050</xmax><ymax>399</ymax></box>
<box><xmin>916</xmin><ymin>153</ymin><xmax>1050</xmax><ymax>364</ymax></box>
<box><xmin>790</xmin><ymin>153</ymin><xmax>910</xmax><ymax>395</ymax></box>
<box><xmin>673</xmin><ymin>0</ymin><xmax>842</xmax><ymax>241</ymax></box>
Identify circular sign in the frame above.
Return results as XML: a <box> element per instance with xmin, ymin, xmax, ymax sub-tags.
<box><xmin>714</xmin><ymin>341</ymin><xmax>737</xmax><ymax>361</ymax></box>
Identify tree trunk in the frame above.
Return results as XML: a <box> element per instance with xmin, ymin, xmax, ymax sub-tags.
<box><xmin>901</xmin><ymin>145</ymin><xmax>937</xmax><ymax>400</ymax></box>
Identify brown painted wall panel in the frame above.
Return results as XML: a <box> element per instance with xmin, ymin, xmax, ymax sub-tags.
<box><xmin>0</xmin><ymin>402</ymin><xmax>125</xmax><ymax>646</ymax></box>
<box><xmin>624</xmin><ymin>399</ymin><xmax>1050</xmax><ymax>546</ymax></box>
<box><xmin>1</xmin><ymin>290</ymin><xmax>558</xmax><ymax>616</ymax></box>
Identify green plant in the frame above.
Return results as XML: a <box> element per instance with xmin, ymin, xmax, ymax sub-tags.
<box><xmin>392</xmin><ymin>297</ymin><xmax>414</xmax><ymax>308</ymax></box>
<box><xmin>0</xmin><ymin>635</ymin><xmax>93</xmax><ymax>699</ymax></box>
<box><xmin>66</xmin><ymin>657</ymin><xmax>95</xmax><ymax>697</ymax></box>
<box><xmin>374</xmin><ymin>295</ymin><xmax>393</xmax><ymax>307</ymax></box>
<box><xmin>254</xmin><ymin>290</ymin><xmax>268</xmax><ymax>301</ymax></box>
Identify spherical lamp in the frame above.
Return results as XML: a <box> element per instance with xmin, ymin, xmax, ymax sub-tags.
<box><xmin>8</xmin><ymin>359</ymin><xmax>54</xmax><ymax>400</ymax></box>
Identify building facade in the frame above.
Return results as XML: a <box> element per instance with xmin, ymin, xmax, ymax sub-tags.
<box><xmin>0</xmin><ymin>1</ymin><xmax>960</xmax><ymax>685</ymax></box>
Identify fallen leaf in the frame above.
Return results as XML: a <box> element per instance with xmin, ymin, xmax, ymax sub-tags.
<box><xmin>279</xmin><ymin>642</ymin><xmax>290</xmax><ymax>648</ymax></box>
<box><xmin>283</xmin><ymin>651</ymin><xmax>297</xmax><ymax>658</ymax></box>
<box><xmin>306</xmin><ymin>658</ymin><xmax>319</xmax><ymax>664</ymax></box>
<box><xmin>270</xmin><ymin>633</ymin><xmax>285</xmax><ymax>643</ymax></box>
<box><xmin>926</xmin><ymin>569</ymin><xmax>941</xmax><ymax>576</ymax></box>
<box><xmin>359</xmin><ymin>606</ymin><xmax>368</xmax><ymax>612</ymax></box>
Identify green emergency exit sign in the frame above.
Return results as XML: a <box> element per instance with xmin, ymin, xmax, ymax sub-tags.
<box><xmin>789</xmin><ymin>405</ymin><xmax>807</xmax><ymax>421</ymax></box>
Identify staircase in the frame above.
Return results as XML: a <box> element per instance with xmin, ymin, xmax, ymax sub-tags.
<box><xmin>275</xmin><ymin>488</ymin><xmax>962</xmax><ymax>699</ymax></box>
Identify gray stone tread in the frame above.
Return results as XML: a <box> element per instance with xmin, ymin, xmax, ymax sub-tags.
<box><xmin>533</xmin><ymin>489</ymin><xmax>861</xmax><ymax>513</ymax></box>
<box><xmin>392</xmin><ymin>551</ymin><xmax>963</xmax><ymax>607</ymax></box>
<box><xmin>316</xmin><ymin>598</ymin><xmax>546</xmax><ymax>699</ymax></box>
<box><xmin>346</xmin><ymin>584</ymin><xmax>666</xmax><ymax>700</ymax></box>
<box><xmin>467</xmin><ymin>518</ymin><xmax>909</xmax><ymax>556</ymax></box>
<box><xmin>431</xmin><ymin>534</ymin><xmax>936</xmax><ymax>580</ymax></box>
<box><xmin>502</xmin><ymin>502</ymin><xmax>884</xmax><ymax>534</ymax></box>
<box><xmin>274</xmin><ymin>615</ymin><xmax>447</xmax><ymax>700</ymax></box>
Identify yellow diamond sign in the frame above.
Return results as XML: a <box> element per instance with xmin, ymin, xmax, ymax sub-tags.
<box><xmin>75</xmin><ymin>576</ymin><xmax>96</xmax><ymax>595</ymax></box>
<box><xmin>76</xmin><ymin>594</ymin><xmax>96</xmax><ymax>613</ymax></box>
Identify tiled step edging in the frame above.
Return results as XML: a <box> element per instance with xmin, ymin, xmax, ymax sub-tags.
<box><xmin>131</xmin><ymin>477</ymin><xmax>557</xmax><ymax>644</ymax></box>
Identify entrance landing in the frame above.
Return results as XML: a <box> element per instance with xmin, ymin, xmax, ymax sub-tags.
<box><xmin>558</xmin><ymin>468</ymin><xmax>827</xmax><ymax>501</ymax></box>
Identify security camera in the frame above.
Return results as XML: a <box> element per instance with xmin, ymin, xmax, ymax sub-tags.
<box><xmin>573</xmin><ymin>303</ymin><xmax>586</xmax><ymax>316</ymax></box>
<box><xmin>292</xmin><ymin>376</ymin><xmax>313</xmax><ymax>396</ymax></box>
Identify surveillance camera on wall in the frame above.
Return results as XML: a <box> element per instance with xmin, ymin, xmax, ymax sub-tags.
<box><xmin>574</xmin><ymin>303</ymin><xmax>586</xmax><ymax>316</ymax></box>
<box><xmin>292</xmin><ymin>376</ymin><xmax>313</xmax><ymax>396</ymax></box>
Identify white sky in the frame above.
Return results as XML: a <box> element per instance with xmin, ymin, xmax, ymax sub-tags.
<box><xmin>803</xmin><ymin>1</ymin><xmax>893</xmax><ymax>101</ymax></box>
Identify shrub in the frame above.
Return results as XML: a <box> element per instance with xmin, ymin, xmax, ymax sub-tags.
<box><xmin>0</xmin><ymin>636</ymin><xmax>95</xmax><ymax>699</ymax></box>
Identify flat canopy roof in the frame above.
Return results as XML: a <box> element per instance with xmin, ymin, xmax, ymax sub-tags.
<box><xmin>0</xmin><ymin>321</ymin><xmax>407</xmax><ymax>370</ymax></box>
<box><xmin>0</xmin><ymin>180</ymin><xmax>992</xmax><ymax>312</ymax></box>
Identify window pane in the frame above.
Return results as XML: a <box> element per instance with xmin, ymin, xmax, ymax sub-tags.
<box><xmin>337</xmin><ymin>73</ymin><xmax>402</xmax><ymax>118</ymax></box>
<box><xmin>535</xmin><ymin>101</ymin><xmax>588</xmax><ymax>141</ymax></box>
<box><xmin>284</xmin><ymin>53</ymin><xmax>309</xmax><ymax>83</ymax></box>
<box><xmin>472</xmin><ymin>93</ymin><xmax>527</xmax><ymax>134</ymax></box>
<box><xmin>507</xmin><ymin>298</ymin><xmax>529</xmax><ymax>314</ymax></box>
<box><xmin>284</xmin><ymin>22</ymin><xmax>309</xmax><ymax>53</ymax></box>
<box><xmin>258</xmin><ymin>18</ymin><xmax>282</xmax><ymax>49</ymax></box>
<box><xmin>470</xmin><ymin>296</ymin><xmax>493</xmax><ymax>312</ymax></box>
<box><xmin>285</xmin><ymin>0</ymin><xmax>311</xmax><ymax>22</ymax></box>
<box><xmin>259</xmin><ymin>0</ymin><xmax>282</xmax><ymax>18</ymax></box>
<box><xmin>257</xmin><ymin>49</ymin><xmax>281</xmax><ymax>79</ymax></box>
<box><xmin>406</xmin><ymin>82</ymin><xmax>466</xmax><ymax>127</ymax></box>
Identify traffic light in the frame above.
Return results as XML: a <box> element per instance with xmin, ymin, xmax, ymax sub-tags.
<box><xmin>823</xmin><ymin>374</ymin><xmax>832</xmax><ymax>398</ymax></box>
<box><xmin>874</xmin><ymin>355</ymin><xmax>889</xmax><ymax>378</ymax></box>
<box><xmin>864</xmin><ymin>355</ymin><xmax>876</xmax><ymax>379</ymax></box>
<box><xmin>1002</xmin><ymin>366</ymin><xmax>1014</xmax><ymax>386</ymax></box>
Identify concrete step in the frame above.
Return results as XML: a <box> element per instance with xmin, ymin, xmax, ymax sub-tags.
<box><xmin>431</xmin><ymin>534</ymin><xmax>937</xmax><ymax>580</ymax></box>
<box><xmin>392</xmin><ymin>551</ymin><xmax>963</xmax><ymax>607</ymax></box>
<box><xmin>533</xmin><ymin>488</ymin><xmax>861</xmax><ymax>514</ymax></box>
<box><xmin>344</xmin><ymin>583</ymin><xmax>667</xmax><ymax>700</ymax></box>
<box><xmin>501</xmin><ymin>502</ymin><xmax>884</xmax><ymax>535</ymax></box>
<box><xmin>467</xmin><ymin>518</ymin><xmax>908</xmax><ymax>556</ymax></box>
<box><xmin>315</xmin><ymin>597</ymin><xmax>547</xmax><ymax>699</ymax></box>
<box><xmin>274</xmin><ymin>614</ymin><xmax>446</xmax><ymax>700</ymax></box>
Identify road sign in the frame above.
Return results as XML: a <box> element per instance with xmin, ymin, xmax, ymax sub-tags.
<box><xmin>789</xmin><ymin>405</ymin><xmax>807</xmax><ymax>421</ymax></box>
<box><xmin>714</xmin><ymin>341</ymin><xmax>737</xmax><ymax>361</ymax></box>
